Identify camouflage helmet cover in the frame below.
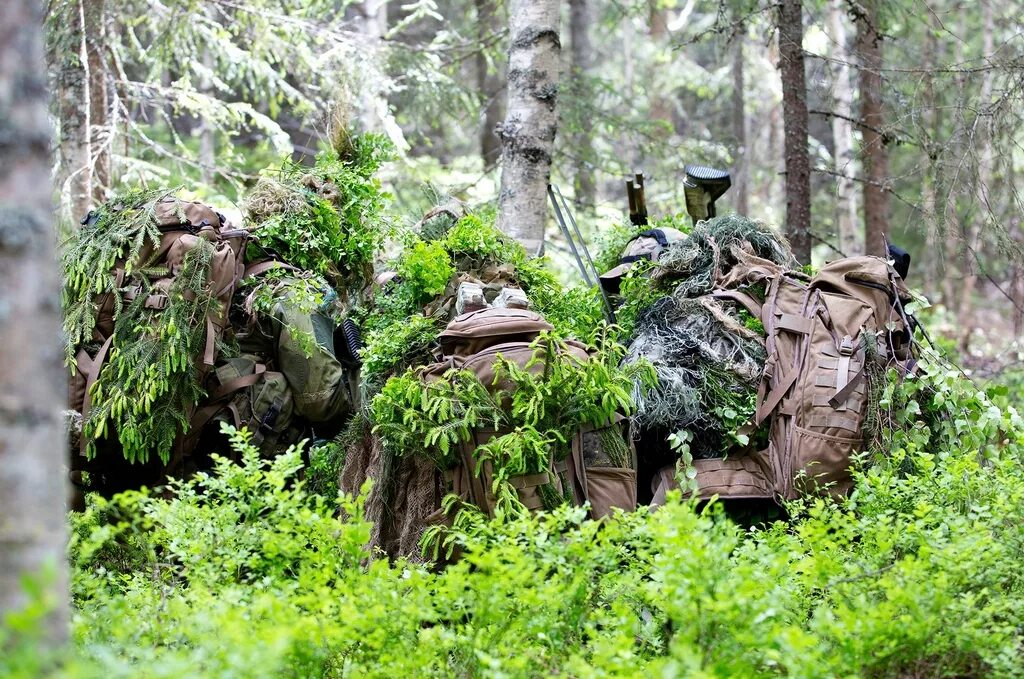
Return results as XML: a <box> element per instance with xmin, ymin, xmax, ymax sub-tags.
<box><xmin>599</xmin><ymin>227</ymin><xmax>686</xmax><ymax>283</ymax></box>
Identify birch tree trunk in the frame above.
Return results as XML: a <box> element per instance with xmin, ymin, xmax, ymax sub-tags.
<box><xmin>356</xmin><ymin>0</ymin><xmax>388</xmax><ymax>133</ymax></box>
<box><xmin>84</xmin><ymin>0</ymin><xmax>108</xmax><ymax>202</ymax></box>
<box><xmin>853</xmin><ymin>0</ymin><xmax>888</xmax><ymax>257</ymax></box>
<box><xmin>777</xmin><ymin>0</ymin><xmax>811</xmax><ymax>263</ymax></box>
<box><xmin>476</xmin><ymin>0</ymin><xmax>506</xmax><ymax>171</ymax></box>
<box><xmin>496</xmin><ymin>0</ymin><xmax>561</xmax><ymax>252</ymax></box>
<box><xmin>0</xmin><ymin>0</ymin><xmax>70</xmax><ymax>645</ymax></box>
<box><xmin>47</xmin><ymin>0</ymin><xmax>91</xmax><ymax>222</ymax></box>
<box><xmin>731</xmin><ymin>19</ymin><xmax>749</xmax><ymax>217</ymax></box>
<box><xmin>829</xmin><ymin>0</ymin><xmax>860</xmax><ymax>255</ymax></box>
<box><xmin>957</xmin><ymin>0</ymin><xmax>995</xmax><ymax>351</ymax></box>
<box><xmin>569</xmin><ymin>0</ymin><xmax>595</xmax><ymax>208</ymax></box>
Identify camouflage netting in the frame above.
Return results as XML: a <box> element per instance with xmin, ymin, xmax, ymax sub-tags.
<box><xmin>624</xmin><ymin>215</ymin><xmax>797</xmax><ymax>457</ymax></box>
<box><xmin>626</xmin><ymin>296</ymin><xmax>766</xmax><ymax>457</ymax></box>
<box><xmin>655</xmin><ymin>214</ymin><xmax>798</xmax><ymax>298</ymax></box>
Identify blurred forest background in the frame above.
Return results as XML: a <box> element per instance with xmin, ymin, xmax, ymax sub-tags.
<box><xmin>45</xmin><ymin>0</ymin><xmax>1024</xmax><ymax>359</ymax></box>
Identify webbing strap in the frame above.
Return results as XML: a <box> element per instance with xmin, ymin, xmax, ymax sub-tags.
<box><xmin>776</xmin><ymin>313</ymin><xmax>813</xmax><ymax>334</ymax></box>
<box><xmin>808</xmin><ymin>415</ymin><xmax>860</xmax><ymax>432</ymax></box>
<box><xmin>829</xmin><ymin>366</ymin><xmax>867</xmax><ymax>409</ymax></box>
<box><xmin>203</xmin><ymin>317</ymin><xmax>216</xmax><ymax>366</ymax></box>
<box><xmin>79</xmin><ymin>334</ymin><xmax>114</xmax><ymax>454</ymax></box>
<box><xmin>712</xmin><ymin>289</ymin><xmax>763</xmax><ymax>319</ymax></box>
<box><xmin>509</xmin><ymin>471</ymin><xmax>551</xmax><ymax>489</ymax></box>
<box><xmin>756</xmin><ymin>365</ymin><xmax>799</xmax><ymax>425</ymax></box>
<box><xmin>519</xmin><ymin>494</ymin><xmax>545</xmax><ymax>511</ymax></box>
<box><xmin>209</xmin><ymin>364</ymin><xmax>267</xmax><ymax>401</ymax></box>
<box><xmin>243</xmin><ymin>260</ymin><xmax>299</xmax><ymax>280</ymax></box>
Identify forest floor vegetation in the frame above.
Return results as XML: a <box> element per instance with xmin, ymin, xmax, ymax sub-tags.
<box><xmin>3</xmin><ymin>345</ymin><xmax>1024</xmax><ymax>678</ymax></box>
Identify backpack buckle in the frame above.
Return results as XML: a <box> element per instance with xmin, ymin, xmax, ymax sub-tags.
<box><xmin>839</xmin><ymin>335</ymin><xmax>855</xmax><ymax>356</ymax></box>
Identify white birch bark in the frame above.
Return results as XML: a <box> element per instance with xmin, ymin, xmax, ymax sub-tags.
<box><xmin>496</xmin><ymin>0</ymin><xmax>562</xmax><ymax>252</ymax></box>
<box><xmin>829</xmin><ymin>0</ymin><xmax>860</xmax><ymax>255</ymax></box>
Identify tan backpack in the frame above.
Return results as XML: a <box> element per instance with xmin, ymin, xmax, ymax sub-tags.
<box><xmin>653</xmin><ymin>255</ymin><xmax>915</xmax><ymax>504</ymax></box>
<box><xmin>69</xmin><ymin>195</ymin><xmax>248</xmax><ymax>494</ymax></box>
<box><xmin>422</xmin><ymin>307</ymin><xmax>637</xmax><ymax>521</ymax></box>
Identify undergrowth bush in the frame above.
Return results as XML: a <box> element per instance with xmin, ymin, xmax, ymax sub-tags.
<box><xmin>4</xmin><ymin>351</ymin><xmax>1022</xmax><ymax>678</ymax></box>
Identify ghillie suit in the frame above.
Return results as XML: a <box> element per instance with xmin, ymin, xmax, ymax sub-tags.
<box><xmin>340</xmin><ymin>210</ymin><xmax>639</xmax><ymax>560</ymax></box>
<box><xmin>622</xmin><ymin>217</ymin><xmax>797</xmax><ymax>455</ymax></box>
<box><xmin>65</xmin><ymin>190</ymin><xmax>248</xmax><ymax>502</ymax></box>
<box><xmin>66</xmin><ymin>136</ymin><xmax>389</xmax><ymax>506</ymax></box>
<box><xmin>354</xmin><ymin>305</ymin><xmax>641</xmax><ymax>561</ymax></box>
<box><xmin>619</xmin><ymin>215</ymin><xmax>916</xmax><ymax>505</ymax></box>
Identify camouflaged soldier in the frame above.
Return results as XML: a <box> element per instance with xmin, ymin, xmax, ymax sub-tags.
<box><xmin>186</xmin><ymin>249</ymin><xmax>361</xmax><ymax>467</ymax></box>
<box><xmin>598</xmin><ymin>227</ymin><xmax>687</xmax><ymax>296</ymax></box>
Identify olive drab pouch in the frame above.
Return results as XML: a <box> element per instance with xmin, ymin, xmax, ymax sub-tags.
<box><xmin>206</xmin><ymin>356</ymin><xmax>296</xmax><ymax>451</ymax></box>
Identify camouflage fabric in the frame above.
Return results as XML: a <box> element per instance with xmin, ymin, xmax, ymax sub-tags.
<box><xmin>214</xmin><ymin>271</ymin><xmax>356</xmax><ymax>453</ymax></box>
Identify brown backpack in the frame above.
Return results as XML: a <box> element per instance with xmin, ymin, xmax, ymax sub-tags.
<box><xmin>69</xmin><ymin>195</ymin><xmax>247</xmax><ymax>494</ymax></box>
<box><xmin>423</xmin><ymin>307</ymin><xmax>637</xmax><ymax>521</ymax></box>
<box><xmin>653</xmin><ymin>254</ymin><xmax>915</xmax><ymax>504</ymax></box>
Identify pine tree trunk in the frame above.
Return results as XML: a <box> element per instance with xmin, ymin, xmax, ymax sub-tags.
<box><xmin>476</xmin><ymin>0</ymin><xmax>505</xmax><ymax>171</ymax></box>
<box><xmin>777</xmin><ymin>0</ymin><xmax>811</xmax><ymax>263</ymax></box>
<box><xmin>829</xmin><ymin>0</ymin><xmax>860</xmax><ymax>255</ymax></box>
<box><xmin>957</xmin><ymin>0</ymin><xmax>995</xmax><ymax>352</ymax></box>
<box><xmin>731</xmin><ymin>19</ymin><xmax>749</xmax><ymax>217</ymax></box>
<box><xmin>853</xmin><ymin>0</ymin><xmax>888</xmax><ymax>257</ymax></box>
<box><xmin>496</xmin><ymin>0</ymin><xmax>561</xmax><ymax>252</ymax></box>
<box><xmin>0</xmin><ymin>0</ymin><xmax>70</xmax><ymax>645</ymax></box>
<box><xmin>568</xmin><ymin>0</ymin><xmax>595</xmax><ymax>208</ymax></box>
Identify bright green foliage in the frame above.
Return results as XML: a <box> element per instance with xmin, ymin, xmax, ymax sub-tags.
<box><xmin>244</xmin><ymin>134</ymin><xmax>394</xmax><ymax>291</ymax></box>
<box><xmin>62</xmin><ymin>186</ymin><xmax>169</xmax><ymax>360</ymax></box>
<box><xmin>305</xmin><ymin>439</ymin><xmax>346</xmax><ymax>501</ymax></box>
<box><xmin>371</xmin><ymin>331</ymin><xmax>654</xmax><ymax>530</ymax></box>
<box><xmin>247</xmin><ymin>194</ymin><xmax>343</xmax><ymax>275</ymax></box>
<box><xmin>371</xmin><ymin>368</ymin><xmax>502</xmax><ymax>468</ymax></box>
<box><xmin>359</xmin><ymin>313</ymin><xmax>442</xmax><ymax>395</ymax></box>
<box><xmin>397</xmin><ymin>240</ymin><xmax>454</xmax><ymax>303</ymax></box>
<box><xmin>15</xmin><ymin>361</ymin><xmax>1022</xmax><ymax>677</ymax></box>
<box><xmin>62</xmin><ymin>188</ymin><xmax>223</xmax><ymax>464</ymax></box>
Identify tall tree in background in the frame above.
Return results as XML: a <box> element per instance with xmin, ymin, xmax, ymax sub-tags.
<box><xmin>958</xmin><ymin>0</ymin><xmax>995</xmax><ymax>350</ymax></box>
<box><xmin>47</xmin><ymin>0</ymin><xmax>108</xmax><ymax>222</ymax></box>
<box><xmin>853</xmin><ymin>0</ymin><xmax>888</xmax><ymax>257</ymax></box>
<box><xmin>568</xmin><ymin>0</ymin><xmax>596</xmax><ymax>208</ymax></box>
<box><xmin>777</xmin><ymin>0</ymin><xmax>811</xmax><ymax>263</ymax></box>
<box><xmin>829</xmin><ymin>0</ymin><xmax>860</xmax><ymax>255</ymax></box>
<box><xmin>496</xmin><ymin>0</ymin><xmax>561</xmax><ymax>251</ymax></box>
<box><xmin>476</xmin><ymin>0</ymin><xmax>506</xmax><ymax>170</ymax></box>
<box><xmin>0</xmin><ymin>0</ymin><xmax>69</xmax><ymax>645</ymax></box>
<box><xmin>731</xmin><ymin>13</ymin><xmax>749</xmax><ymax>217</ymax></box>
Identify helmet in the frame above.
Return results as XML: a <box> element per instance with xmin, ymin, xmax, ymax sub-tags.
<box><xmin>599</xmin><ymin>227</ymin><xmax>686</xmax><ymax>293</ymax></box>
